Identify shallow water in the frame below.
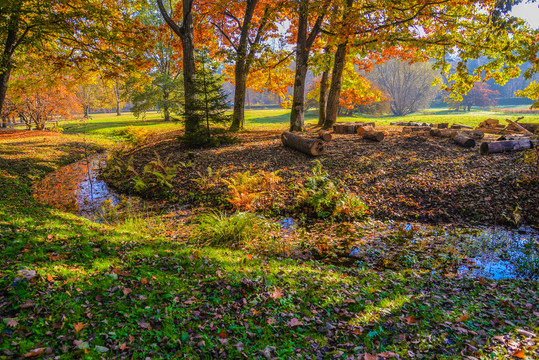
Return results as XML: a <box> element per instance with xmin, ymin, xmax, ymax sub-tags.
<box><xmin>75</xmin><ymin>156</ymin><xmax>121</xmax><ymax>220</ymax></box>
<box><xmin>34</xmin><ymin>153</ymin><xmax>124</xmax><ymax>221</ymax></box>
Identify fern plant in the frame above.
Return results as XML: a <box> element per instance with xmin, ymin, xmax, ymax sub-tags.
<box><xmin>296</xmin><ymin>160</ymin><xmax>368</xmax><ymax>220</ymax></box>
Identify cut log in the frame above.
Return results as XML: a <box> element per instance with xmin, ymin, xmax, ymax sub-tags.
<box><xmin>357</xmin><ymin>126</ymin><xmax>374</xmax><ymax>135</ymax></box>
<box><xmin>333</xmin><ymin>122</ymin><xmax>375</xmax><ymax>134</ymax></box>
<box><xmin>430</xmin><ymin>129</ymin><xmax>457</xmax><ymax>138</ymax></box>
<box><xmin>505</xmin><ymin>119</ymin><xmax>533</xmax><ymax>134</ymax></box>
<box><xmin>453</xmin><ymin>133</ymin><xmax>476</xmax><ymax>148</ymax></box>
<box><xmin>497</xmin><ymin>134</ymin><xmax>532</xmax><ymax>141</ymax></box>
<box><xmin>281</xmin><ymin>132</ymin><xmax>324</xmax><ymax>156</ymax></box>
<box><xmin>317</xmin><ymin>130</ymin><xmax>332</xmax><ymax>141</ymax></box>
<box><xmin>513</xmin><ymin>123</ymin><xmax>539</xmax><ymax>133</ymax></box>
<box><xmin>403</xmin><ymin>126</ymin><xmax>431</xmax><ymax>133</ymax></box>
<box><xmin>451</xmin><ymin>124</ymin><xmax>474</xmax><ymax>130</ymax></box>
<box><xmin>436</xmin><ymin>123</ymin><xmax>449</xmax><ymax>129</ymax></box>
<box><xmin>459</xmin><ymin>130</ymin><xmax>484</xmax><ymax>140</ymax></box>
<box><xmin>480</xmin><ymin>140</ymin><xmax>534</xmax><ymax>155</ymax></box>
<box><xmin>360</xmin><ymin>129</ymin><xmax>385</xmax><ymax>142</ymax></box>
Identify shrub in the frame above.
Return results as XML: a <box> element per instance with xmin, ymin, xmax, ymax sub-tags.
<box><xmin>296</xmin><ymin>160</ymin><xmax>368</xmax><ymax>220</ymax></box>
<box><xmin>189</xmin><ymin>211</ymin><xmax>275</xmax><ymax>248</ymax></box>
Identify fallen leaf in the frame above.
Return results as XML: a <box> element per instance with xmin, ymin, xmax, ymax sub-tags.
<box><xmin>120</xmin><ymin>342</ymin><xmax>128</xmax><ymax>351</ymax></box>
<box><xmin>267</xmin><ymin>317</ymin><xmax>276</xmax><ymax>325</ymax></box>
<box><xmin>405</xmin><ymin>315</ymin><xmax>417</xmax><ymax>325</ymax></box>
<box><xmin>7</xmin><ymin>318</ymin><xmax>18</xmax><ymax>328</ymax></box>
<box><xmin>217</xmin><ymin>329</ymin><xmax>228</xmax><ymax>338</ymax></box>
<box><xmin>23</xmin><ymin>348</ymin><xmax>45</xmax><ymax>358</ymax></box>
<box><xmin>141</xmin><ymin>278</ymin><xmax>148</xmax><ymax>284</ymax></box>
<box><xmin>379</xmin><ymin>351</ymin><xmax>398</xmax><ymax>358</ymax></box>
<box><xmin>271</xmin><ymin>288</ymin><xmax>283</xmax><ymax>300</ymax></box>
<box><xmin>289</xmin><ymin>318</ymin><xmax>303</xmax><ymax>327</ymax></box>
<box><xmin>456</xmin><ymin>313</ymin><xmax>469</xmax><ymax>322</ymax></box>
<box><xmin>512</xmin><ymin>349</ymin><xmax>525</xmax><ymax>358</ymax></box>
<box><xmin>73</xmin><ymin>322</ymin><xmax>86</xmax><ymax>333</ymax></box>
<box><xmin>364</xmin><ymin>353</ymin><xmax>377</xmax><ymax>360</ymax></box>
<box><xmin>139</xmin><ymin>322</ymin><xmax>151</xmax><ymax>329</ymax></box>
<box><xmin>123</xmin><ymin>287</ymin><xmax>132</xmax><ymax>296</ymax></box>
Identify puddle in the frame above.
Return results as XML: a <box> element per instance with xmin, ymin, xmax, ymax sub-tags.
<box><xmin>456</xmin><ymin>226</ymin><xmax>538</xmax><ymax>279</ymax></box>
<box><xmin>277</xmin><ymin>217</ymin><xmax>296</xmax><ymax>235</ymax></box>
<box><xmin>34</xmin><ymin>153</ymin><xmax>131</xmax><ymax>221</ymax></box>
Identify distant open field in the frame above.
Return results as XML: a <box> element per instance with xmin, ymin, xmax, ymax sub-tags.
<box><xmin>6</xmin><ymin>108</ymin><xmax>538</xmax><ymax>140</ymax></box>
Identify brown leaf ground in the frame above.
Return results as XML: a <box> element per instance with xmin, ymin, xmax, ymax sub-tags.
<box><xmin>120</xmin><ymin>127</ymin><xmax>538</xmax><ymax>229</ymax></box>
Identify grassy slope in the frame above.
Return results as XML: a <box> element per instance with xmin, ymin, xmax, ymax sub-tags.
<box><xmin>0</xmin><ymin>122</ymin><xmax>538</xmax><ymax>359</ymax></box>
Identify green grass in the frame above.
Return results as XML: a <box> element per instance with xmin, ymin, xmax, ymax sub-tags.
<box><xmin>55</xmin><ymin>108</ymin><xmax>539</xmax><ymax>141</ymax></box>
<box><xmin>1</xmin><ymin>118</ymin><xmax>538</xmax><ymax>359</ymax></box>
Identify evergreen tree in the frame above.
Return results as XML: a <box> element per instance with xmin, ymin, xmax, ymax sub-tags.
<box><xmin>183</xmin><ymin>48</ymin><xmax>231</xmax><ymax>146</ymax></box>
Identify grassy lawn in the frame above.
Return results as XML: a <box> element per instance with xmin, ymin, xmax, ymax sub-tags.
<box><xmin>0</xmin><ymin>114</ymin><xmax>538</xmax><ymax>359</ymax></box>
<box><xmin>55</xmin><ymin>108</ymin><xmax>539</xmax><ymax>141</ymax></box>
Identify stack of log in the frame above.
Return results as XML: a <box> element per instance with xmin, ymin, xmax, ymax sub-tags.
<box><xmin>507</xmin><ymin>122</ymin><xmax>539</xmax><ymax>134</ymax></box>
<box><xmin>333</xmin><ymin>122</ymin><xmax>375</xmax><ymax>134</ymax></box>
<box><xmin>476</xmin><ymin>118</ymin><xmax>516</xmax><ymax>134</ymax></box>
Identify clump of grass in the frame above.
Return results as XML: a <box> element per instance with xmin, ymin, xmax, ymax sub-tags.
<box><xmin>189</xmin><ymin>211</ymin><xmax>276</xmax><ymax>248</ymax></box>
<box><xmin>296</xmin><ymin>160</ymin><xmax>368</xmax><ymax>220</ymax></box>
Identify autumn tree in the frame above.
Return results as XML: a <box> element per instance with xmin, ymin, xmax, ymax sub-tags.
<box><xmin>446</xmin><ymin>82</ymin><xmax>499</xmax><ymax>111</ymax></box>
<box><xmin>303</xmin><ymin>0</ymin><xmax>538</xmax><ymax>129</ymax></box>
<box><xmin>204</xmin><ymin>0</ymin><xmax>284</xmax><ymax>131</ymax></box>
<box><xmin>126</xmin><ymin>7</ymin><xmax>183</xmax><ymax>122</ymax></box>
<box><xmin>8</xmin><ymin>73</ymin><xmax>81</xmax><ymax>130</ymax></box>
<box><xmin>0</xmin><ymin>0</ymin><xmax>148</xmax><ymax>122</ymax></box>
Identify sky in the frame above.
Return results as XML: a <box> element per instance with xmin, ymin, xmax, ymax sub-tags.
<box><xmin>511</xmin><ymin>2</ymin><xmax>539</xmax><ymax>28</ymax></box>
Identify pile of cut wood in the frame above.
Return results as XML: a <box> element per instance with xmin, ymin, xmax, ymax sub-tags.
<box><xmin>391</xmin><ymin>117</ymin><xmax>538</xmax><ymax>153</ymax></box>
<box><xmin>476</xmin><ymin>117</ymin><xmax>539</xmax><ymax>135</ymax></box>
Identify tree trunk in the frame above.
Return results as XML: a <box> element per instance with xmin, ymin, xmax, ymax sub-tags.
<box><xmin>157</xmin><ymin>0</ymin><xmax>198</xmax><ymax>135</ymax></box>
<box><xmin>290</xmin><ymin>57</ymin><xmax>309</xmax><ymax>131</ymax></box>
<box><xmin>322</xmin><ymin>0</ymin><xmax>353</xmax><ymax>130</ymax></box>
<box><xmin>164</xmin><ymin>105</ymin><xmax>170</xmax><ymax>122</ymax></box>
<box><xmin>323</xmin><ymin>41</ymin><xmax>348</xmax><ymax>129</ymax></box>
<box><xmin>0</xmin><ymin>6</ymin><xmax>20</xmax><ymax>119</ymax></box>
<box><xmin>83</xmin><ymin>105</ymin><xmax>89</xmax><ymax>118</ymax></box>
<box><xmin>480</xmin><ymin>140</ymin><xmax>534</xmax><ymax>154</ymax></box>
<box><xmin>317</xmin><ymin>68</ymin><xmax>330</xmax><ymax>126</ymax></box>
<box><xmin>114</xmin><ymin>79</ymin><xmax>121</xmax><ymax>116</ymax></box>
<box><xmin>1</xmin><ymin>116</ymin><xmax>7</xmax><ymax>128</ymax></box>
<box><xmin>290</xmin><ymin>0</ymin><xmax>325</xmax><ymax>132</ymax></box>
<box><xmin>281</xmin><ymin>131</ymin><xmax>324</xmax><ymax>156</ymax></box>
<box><xmin>228</xmin><ymin>0</ymin><xmax>264</xmax><ymax>132</ymax></box>
<box><xmin>230</xmin><ymin>64</ymin><xmax>248</xmax><ymax>131</ymax></box>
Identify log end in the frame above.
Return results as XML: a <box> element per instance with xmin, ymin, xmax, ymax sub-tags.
<box><xmin>480</xmin><ymin>142</ymin><xmax>490</xmax><ymax>155</ymax></box>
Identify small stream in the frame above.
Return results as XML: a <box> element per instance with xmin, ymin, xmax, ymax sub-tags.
<box><xmin>34</xmin><ymin>153</ymin><xmax>125</xmax><ymax>221</ymax></box>
<box><xmin>35</xmin><ymin>157</ymin><xmax>538</xmax><ymax>280</ymax></box>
